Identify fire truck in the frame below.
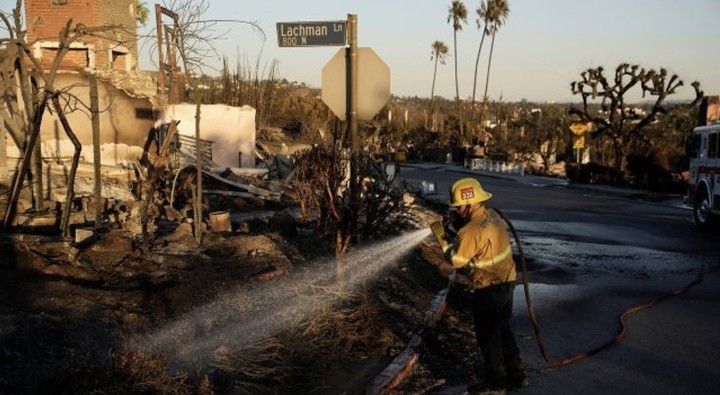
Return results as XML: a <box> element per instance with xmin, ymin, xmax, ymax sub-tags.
<box><xmin>686</xmin><ymin>124</ymin><xmax>720</xmax><ymax>229</ymax></box>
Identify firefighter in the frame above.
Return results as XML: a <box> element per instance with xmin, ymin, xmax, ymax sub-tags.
<box><xmin>441</xmin><ymin>177</ymin><xmax>528</xmax><ymax>394</ymax></box>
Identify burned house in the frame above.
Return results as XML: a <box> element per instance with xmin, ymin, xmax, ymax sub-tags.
<box><xmin>1</xmin><ymin>0</ymin><xmax>263</xmax><ymax>234</ymax></box>
<box><xmin>25</xmin><ymin>0</ymin><xmax>139</xmax><ymax>72</ymax></box>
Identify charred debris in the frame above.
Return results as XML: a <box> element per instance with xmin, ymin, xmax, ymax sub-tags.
<box><xmin>0</xmin><ymin>115</ymin><xmax>422</xmax><ymax>282</ymax></box>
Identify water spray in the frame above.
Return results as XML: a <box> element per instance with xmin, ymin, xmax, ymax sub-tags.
<box><xmin>127</xmin><ymin>228</ymin><xmax>431</xmax><ymax>368</ymax></box>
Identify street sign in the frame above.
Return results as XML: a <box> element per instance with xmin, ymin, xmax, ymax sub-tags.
<box><xmin>569</xmin><ymin>122</ymin><xmax>590</xmax><ymax>135</ymax></box>
<box><xmin>276</xmin><ymin>21</ymin><xmax>346</xmax><ymax>47</ymax></box>
<box><xmin>573</xmin><ymin>135</ymin><xmax>586</xmax><ymax>149</ymax></box>
<box><xmin>321</xmin><ymin>47</ymin><xmax>390</xmax><ymax>120</ymax></box>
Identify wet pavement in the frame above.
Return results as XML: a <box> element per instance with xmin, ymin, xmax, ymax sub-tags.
<box><xmin>395</xmin><ymin>162</ymin><xmax>717</xmax><ymax>395</ymax></box>
<box><xmin>400</xmin><ymin>161</ymin><xmax>688</xmax><ymax>210</ymax></box>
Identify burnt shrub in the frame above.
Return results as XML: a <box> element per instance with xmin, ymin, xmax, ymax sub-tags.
<box><xmin>404</xmin><ymin>127</ymin><xmax>445</xmax><ymax>162</ymax></box>
<box><xmin>565</xmin><ymin>162</ymin><xmax>581</xmax><ymax>183</ymax></box>
<box><xmin>626</xmin><ymin>155</ymin><xmax>685</xmax><ymax>193</ymax></box>
<box><xmin>574</xmin><ymin>162</ymin><xmax>624</xmax><ymax>186</ymax></box>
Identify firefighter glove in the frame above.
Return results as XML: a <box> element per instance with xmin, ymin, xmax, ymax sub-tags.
<box><xmin>430</xmin><ymin>221</ymin><xmax>449</xmax><ymax>252</ymax></box>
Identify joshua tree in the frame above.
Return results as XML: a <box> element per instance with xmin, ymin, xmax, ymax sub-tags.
<box><xmin>479</xmin><ymin>0</ymin><xmax>509</xmax><ymax>134</ymax></box>
<box><xmin>569</xmin><ymin>63</ymin><xmax>703</xmax><ymax>173</ymax></box>
<box><xmin>447</xmin><ymin>0</ymin><xmax>467</xmax><ymax>138</ymax></box>
<box><xmin>430</xmin><ymin>40</ymin><xmax>449</xmax><ymax>108</ymax></box>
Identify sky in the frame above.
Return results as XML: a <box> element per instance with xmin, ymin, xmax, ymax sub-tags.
<box><xmin>3</xmin><ymin>0</ymin><xmax>719</xmax><ymax>103</ymax></box>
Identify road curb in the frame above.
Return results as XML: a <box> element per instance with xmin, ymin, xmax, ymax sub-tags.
<box><xmin>366</xmin><ymin>273</ymin><xmax>455</xmax><ymax>394</ymax></box>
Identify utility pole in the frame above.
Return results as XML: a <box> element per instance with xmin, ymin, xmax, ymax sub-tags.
<box><xmin>154</xmin><ymin>4</ymin><xmax>165</xmax><ymax>96</ymax></box>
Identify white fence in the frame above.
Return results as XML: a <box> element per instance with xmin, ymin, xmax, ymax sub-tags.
<box><xmin>464</xmin><ymin>158</ymin><xmax>525</xmax><ymax>176</ymax></box>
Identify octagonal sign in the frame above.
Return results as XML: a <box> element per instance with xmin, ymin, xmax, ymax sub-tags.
<box><xmin>321</xmin><ymin>47</ymin><xmax>390</xmax><ymax>120</ymax></box>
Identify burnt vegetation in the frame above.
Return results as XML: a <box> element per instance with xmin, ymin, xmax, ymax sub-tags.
<box><xmin>0</xmin><ymin>1</ymin><xmax>709</xmax><ymax>393</ymax></box>
<box><xmin>0</xmin><ymin>56</ymin><xmax>705</xmax><ymax>395</ymax></box>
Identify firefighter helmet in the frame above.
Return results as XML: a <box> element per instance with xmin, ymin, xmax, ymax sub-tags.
<box><xmin>449</xmin><ymin>178</ymin><xmax>492</xmax><ymax>206</ymax></box>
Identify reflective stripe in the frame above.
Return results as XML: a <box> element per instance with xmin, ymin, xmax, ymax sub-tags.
<box><xmin>449</xmin><ymin>249</ymin><xmax>467</xmax><ymax>268</ymax></box>
<box><xmin>444</xmin><ymin>244</ymin><xmax>460</xmax><ymax>266</ymax></box>
<box><xmin>468</xmin><ymin>245</ymin><xmax>512</xmax><ymax>270</ymax></box>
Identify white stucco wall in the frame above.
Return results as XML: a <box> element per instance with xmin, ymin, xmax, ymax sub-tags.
<box><xmin>158</xmin><ymin>104</ymin><xmax>256</xmax><ymax>168</ymax></box>
<box><xmin>3</xmin><ymin>72</ymin><xmax>155</xmax><ymax>177</ymax></box>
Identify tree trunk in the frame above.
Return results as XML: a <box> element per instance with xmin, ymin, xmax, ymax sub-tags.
<box><xmin>90</xmin><ymin>76</ymin><xmax>102</xmax><ymax>229</ymax></box>
<box><xmin>479</xmin><ymin>32</ymin><xmax>497</xmax><ymax>135</ymax></box>
<box><xmin>430</xmin><ymin>58</ymin><xmax>438</xmax><ymax>107</ymax></box>
<box><xmin>430</xmin><ymin>58</ymin><xmax>439</xmax><ymax>131</ymax></box>
<box><xmin>471</xmin><ymin>33</ymin><xmax>487</xmax><ymax>106</ymax></box>
<box><xmin>0</xmin><ymin>116</ymin><xmax>6</xmax><ymax>185</ymax></box>
<box><xmin>51</xmin><ymin>95</ymin><xmax>82</xmax><ymax>238</ymax></box>
<box><xmin>613</xmin><ymin>137</ymin><xmax>625</xmax><ymax>174</ymax></box>
<box><xmin>453</xmin><ymin>32</ymin><xmax>464</xmax><ymax>139</ymax></box>
<box><xmin>3</xmin><ymin>96</ymin><xmax>48</xmax><ymax>229</ymax></box>
<box><xmin>31</xmin><ymin>131</ymin><xmax>42</xmax><ymax>210</ymax></box>
<box><xmin>194</xmin><ymin>101</ymin><xmax>203</xmax><ymax>244</ymax></box>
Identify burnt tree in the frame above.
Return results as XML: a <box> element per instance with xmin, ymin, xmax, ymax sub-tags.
<box><xmin>0</xmin><ymin>0</ymin><xmax>125</xmax><ymax>233</ymax></box>
<box><xmin>569</xmin><ymin>63</ymin><xmax>703</xmax><ymax>174</ymax></box>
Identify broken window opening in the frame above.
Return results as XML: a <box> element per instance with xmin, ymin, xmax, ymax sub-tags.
<box><xmin>111</xmin><ymin>50</ymin><xmax>127</xmax><ymax>71</ymax></box>
<box><xmin>40</xmin><ymin>47</ymin><xmax>89</xmax><ymax>69</ymax></box>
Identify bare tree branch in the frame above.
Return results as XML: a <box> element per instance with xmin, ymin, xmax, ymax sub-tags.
<box><xmin>569</xmin><ymin>63</ymin><xmax>703</xmax><ymax>173</ymax></box>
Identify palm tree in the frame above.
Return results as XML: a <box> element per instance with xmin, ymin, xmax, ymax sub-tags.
<box><xmin>135</xmin><ymin>0</ymin><xmax>150</xmax><ymax>26</ymax></box>
<box><xmin>429</xmin><ymin>40</ymin><xmax>449</xmax><ymax>131</ymax></box>
<box><xmin>430</xmin><ymin>40</ymin><xmax>449</xmax><ymax>106</ymax></box>
<box><xmin>447</xmin><ymin>1</ymin><xmax>467</xmax><ymax>138</ymax></box>
<box><xmin>479</xmin><ymin>0</ymin><xmax>510</xmax><ymax>131</ymax></box>
<box><xmin>471</xmin><ymin>1</ymin><xmax>490</xmax><ymax>106</ymax></box>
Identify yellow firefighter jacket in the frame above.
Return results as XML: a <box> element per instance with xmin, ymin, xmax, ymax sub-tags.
<box><xmin>444</xmin><ymin>205</ymin><xmax>517</xmax><ymax>289</ymax></box>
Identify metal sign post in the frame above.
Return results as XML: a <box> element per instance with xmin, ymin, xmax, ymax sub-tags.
<box><xmin>569</xmin><ymin>122</ymin><xmax>589</xmax><ymax>164</ymax></box>
<box><xmin>347</xmin><ymin>14</ymin><xmax>358</xmax><ymax>154</ymax></box>
<box><xmin>277</xmin><ymin>14</ymin><xmax>390</xmax><ymax>257</ymax></box>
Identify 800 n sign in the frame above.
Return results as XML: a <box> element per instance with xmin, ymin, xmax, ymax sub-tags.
<box><xmin>276</xmin><ymin>21</ymin><xmax>346</xmax><ymax>47</ymax></box>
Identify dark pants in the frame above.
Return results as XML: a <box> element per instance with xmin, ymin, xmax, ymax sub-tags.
<box><xmin>473</xmin><ymin>282</ymin><xmax>524</xmax><ymax>388</ymax></box>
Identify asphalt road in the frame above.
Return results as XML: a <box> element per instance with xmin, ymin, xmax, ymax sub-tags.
<box><xmin>401</xmin><ymin>162</ymin><xmax>720</xmax><ymax>395</ymax></box>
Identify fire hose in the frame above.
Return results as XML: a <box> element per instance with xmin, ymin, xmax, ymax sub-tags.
<box><xmin>434</xmin><ymin>207</ymin><xmax>720</xmax><ymax>367</ymax></box>
<box><xmin>493</xmin><ymin>207</ymin><xmax>720</xmax><ymax>366</ymax></box>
